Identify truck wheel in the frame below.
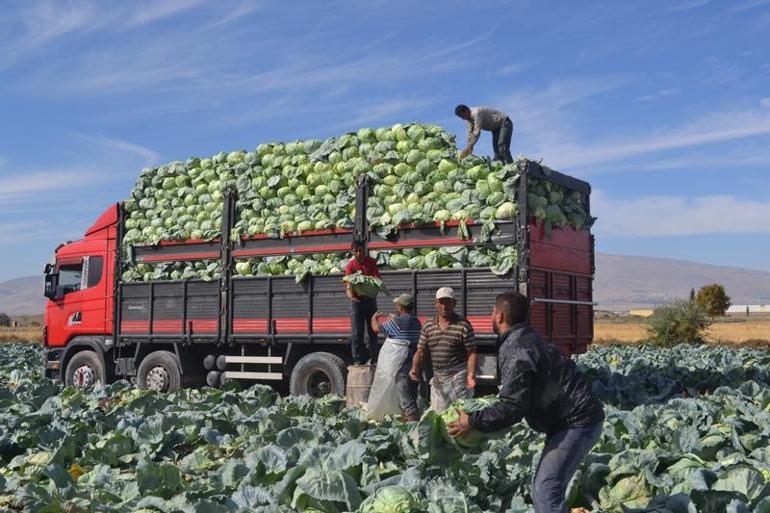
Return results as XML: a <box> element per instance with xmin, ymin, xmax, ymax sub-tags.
<box><xmin>290</xmin><ymin>352</ymin><xmax>346</xmax><ymax>397</ymax></box>
<box><xmin>65</xmin><ymin>350</ymin><xmax>105</xmax><ymax>388</ymax></box>
<box><xmin>137</xmin><ymin>351</ymin><xmax>181</xmax><ymax>392</ymax></box>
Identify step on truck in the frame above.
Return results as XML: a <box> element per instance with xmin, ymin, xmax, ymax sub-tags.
<box><xmin>43</xmin><ymin>160</ymin><xmax>595</xmax><ymax>395</ymax></box>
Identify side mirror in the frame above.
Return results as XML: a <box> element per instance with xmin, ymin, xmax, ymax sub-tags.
<box><xmin>44</xmin><ymin>273</ymin><xmax>59</xmax><ymax>300</ymax></box>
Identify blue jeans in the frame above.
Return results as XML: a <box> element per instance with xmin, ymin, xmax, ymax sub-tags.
<box><xmin>491</xmin><ymin>117</ymin><xmax>513</xmax><ymax>163</ymax></box>
<box><xmin>349</xmin><ymin>297</ymin><xmax>378</xmax><ymax>364</ymax></box>
<box><xmin>395</xmin><ymin>347</ymin><xmax>418</xmax><ymax>417</ymax></box>
<box><xmin>532</xmin><ymin>423</ymin><xmax>603</xmax><ymax>513</ymax></box>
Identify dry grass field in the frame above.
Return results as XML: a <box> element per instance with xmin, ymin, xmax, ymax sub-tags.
<box><xmin>595</xmin><ymin>317</ymin><xmax>770</xmax><ymax>345</ymax></box>
<box><xmin>4</xmin><ymin>318</ymin><xmax>769</xmax><ymax>346</ymax></box>
<box><xmin>0</xmin><ymin>326</ymin><xmax>42</xmax><ymax>343</ymax></box>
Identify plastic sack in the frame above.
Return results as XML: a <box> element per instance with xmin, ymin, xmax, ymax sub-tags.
<box><xmin>366</xmin><ymin>338</ymin><xmax>409</xmax><ymax>420</ymax></box>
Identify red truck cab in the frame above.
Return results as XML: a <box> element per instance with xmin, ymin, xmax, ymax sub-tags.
<box><xmin>43</xmin><ymin>205</ymin><xmax>119</xmax><ymax>385</ymax></box>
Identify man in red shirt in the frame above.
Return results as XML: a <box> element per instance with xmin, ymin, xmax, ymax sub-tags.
<box><xmin>345</xmin><ymin>240</ymin><xmax>382</xmax><ymax>365</ymax></box>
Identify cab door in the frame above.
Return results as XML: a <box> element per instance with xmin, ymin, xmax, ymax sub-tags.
<box><xmin>47</xmin><ymin>255</ymin><xmax>108</xmax><ymax>345</ymax></box>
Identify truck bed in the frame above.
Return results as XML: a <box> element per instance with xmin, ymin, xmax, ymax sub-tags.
<box><xmin>120</xmin><ymin>223</ymin><xmax>592</xmax><ymax>354</ymax></box>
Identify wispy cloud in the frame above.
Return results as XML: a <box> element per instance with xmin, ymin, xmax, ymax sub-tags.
<box><xmin>597</xmin><ymin>148</ymin><xmax>770</xmax><ymax>173</ymax></box>
<box><xmin>13</xmin><ymin>26</ymin><xmax>488</xmax><ymax>117</ymax></box>
<box><xmin>495</xmin><ymin>76</ymin><xmax>629</xmax><ymax>158</ymax></box>
<box><xmin>0</xmin><ymin>219</ymin><xmax>83</xmax><ymax>245</ymax></box>
<box><xmin>496</xmin><ymin>62</ymin><xmax>525</xmax><ymax>76</ymax></box>
<box><xmin>8</xmin><ymin>29</ymin><xmax>492</xmax><ymax>137</ymax></box>
<box><xmin>0</xmin><ymin>134</ymin><xmax>158</xmax><ymax>205</ymax></box>
<box><xmin>0</xmin><ymin>0</ymin><xmax>97</xmax><ymax>69</ymax></box>
<box><xmin>0</xmin><ymin>170</ymin><xmax>100</xmax><ymax>204</ymax></box>
<box><xmin>728</xmin><ymin>0</ymin><xmax>770</xmax><ymax>13</ymax></box>
<box><xmin>202</xmin><ymin>1</ymin><xmax>263</xmax><ymax>30</ymax></box>
<box><xmin>667</xmin><ymin>0</ymin><xmax>711</xmax><ymax>12</ymax></box>
<box><xmin>0</xmin><ymin>0</ymin><xmax>223</xmax><ymax>71</ymax></box>
<box><xmin>323</xmin><ymin>97</ymin><xmax>441</xmax><ymax>134</ymax></box>
<box><xmin>75</xmin><ymin>134</ymin><xmax>160</xmax><ymax>166</ymax></box>
<box><xmin>635</xmin><ymin>88</ymin><xmax>679</xmax><ymax>102</ymax></box>
<box><xmin>544</xmin><ymin>102</ymin><xmax>770</xmax><ymax>170</ymax></box>
<box><xmin>127</xmin><ymin>0</ymin><xmax>205</xmax><ymax>27</ymax></box>
<box><xmin>593</xmin><ymin>191</ymin><xmax>770</xmax><ymax>236</ymax></box>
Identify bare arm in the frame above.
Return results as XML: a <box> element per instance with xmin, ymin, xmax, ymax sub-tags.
<box><xmin>345</xmin><ymin>282</ymin><xmax>359</xmax><ymax>301</ymax></box>
<box><xmin>461</xmin><ymin>117</ymin><xmax>482</xmax><ymax>157</ymax></box>
<box><xmin>409</xmin><ymin>346</ymin><xmax>426</xmax><ymax>381</ymax></box>
<box><xmin>370</xmin><ymin>312</ymin><xmax>383</xmax><ymax>334</ymax></box>
<box><xmin>467</xmin><ymin>120</ymin><xmax>482</xmax><ymax>148</ymax></box>
<box><xmin>466</xmin><ymin>348</ymin><xmax>477</xmax><ymax>389</ymax></box>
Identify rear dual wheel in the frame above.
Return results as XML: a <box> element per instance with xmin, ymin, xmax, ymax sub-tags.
<box><xmin>289</xmin><ymin>352</ymin><xmax>347</xmax><ymax>397</ymax></box>
<box><xmin>137</xmin><ymin>350</ymin><xmax>182</xmax><ymax>392</ymax></box>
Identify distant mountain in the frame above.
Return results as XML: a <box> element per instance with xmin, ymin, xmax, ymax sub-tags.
<box><xmin>2</xmin><ymin>254</ymin><xmax>769</xmax><ymax>315</ymax></box>
<box><xmin>0</xmin><ymin>276</ymin><xmax>43</xmax><ymax>316</ymax></box>
<box><xmin>595</xmin><ymin>254</ymin><xmax>770</xmax><ymax>311</ymax></box>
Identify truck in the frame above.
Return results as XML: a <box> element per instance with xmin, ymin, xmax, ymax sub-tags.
<box><xmin>42</xmin><ymin>159</ymin><xmax>595</xmax><ymax>396</ymax></box>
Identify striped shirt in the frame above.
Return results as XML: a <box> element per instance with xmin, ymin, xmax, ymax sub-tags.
<box><xmin>381</xmin><ymin>314</ymin><xmax>422</xmax><ymax>348</ymax></box>
<box><xmin>418</xmin><ymin>315</ymin><xmax>476</xmax><ymax>372</ymax></box>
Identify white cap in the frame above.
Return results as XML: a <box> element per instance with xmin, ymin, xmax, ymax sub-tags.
<box><xmin>435</xmin><ymin>287</ymin><xmax>455</xmax><ymax>300</ymax></box>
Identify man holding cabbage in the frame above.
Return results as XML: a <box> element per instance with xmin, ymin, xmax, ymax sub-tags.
<box><xmin>447</xmin><ymin>291</ymin><xmax>604</xmax><ymax>513</ymax></box>
<box><xmin>344</xmin><ymin>240</ymin><xmax>382</xmax><ymax>365</ymax></box>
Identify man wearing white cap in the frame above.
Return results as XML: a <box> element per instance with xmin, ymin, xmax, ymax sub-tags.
<box><xmin>409</xmin><ymin>287</ymin><xmax>477</xmax><ymax>411</ymax></box>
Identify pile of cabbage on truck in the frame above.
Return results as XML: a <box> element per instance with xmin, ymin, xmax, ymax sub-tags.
<box><xmin>122</xmin><ymin>123</ymin><xmax>591</xmax><ymax>282</ymax></box>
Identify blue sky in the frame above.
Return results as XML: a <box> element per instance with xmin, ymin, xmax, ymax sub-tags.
<box><xmin>1</xmin><ymin>0</ymin><xmax>769</xmax><ymax>282</ymax></box>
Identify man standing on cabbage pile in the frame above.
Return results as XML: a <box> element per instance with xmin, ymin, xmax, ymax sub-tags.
<box><xmin>410</xmin><ymin>287</ymin><xmax>477</xmax><ymax>411</ymax></box>
<box><xmin>447</xmin><ymin>291</ymin><xmax>605</xmax><ymax>513</ymax></box>
<box><xmin>345</xmin><ymin>240</ymin><xmax>382</xmax><ymax>365</ymax></box>
<box><xmin>455</xmin><ymin>104</ymin><xmax>514</xmax><ymax>163</ymax></box>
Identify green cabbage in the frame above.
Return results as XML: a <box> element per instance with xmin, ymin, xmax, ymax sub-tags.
<box><xmin>439</xmin><ymin>396</ymin><xmax>502</xmax><ymax>449</ymax></box>
<box><xmin>359</xmin><ymin>486</ymin><xmax>420</xmax><ymax>513</ymax></box>
<box><xmin>342</xmin><ymin>272</ymin><xmax>382</xmax><ymax>298</ymax></box>
<box><xmin>123</xmin><ymin>122</ymin><xmax>591</xmax><ymax>282</ymax></box>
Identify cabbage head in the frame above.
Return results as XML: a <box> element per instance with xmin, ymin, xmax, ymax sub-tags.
<box><xmin>495</xmin><ymin>201</ymin><xmax>517</xmax><ymax>220</ymax></box>
<box><xmin>360</xmin><ymin>486</ymin><xmax>419</xmax><ymax>513</ymax></box>
<box><xmin>438</xmin><ymin>396</ymin><xmax>501</xmax><ymax>449</ymax></box>
<box><xmin>343</xmin><ymin>272</ymin><xmax>382</xmax><ymax>298</ymax></box>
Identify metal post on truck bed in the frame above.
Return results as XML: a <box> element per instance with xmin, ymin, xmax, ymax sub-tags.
<box><xmin>354</xmin><ymin>175</ymin><xmax>369</xmax><ymax>245</ymax></box>
<box><xmin>220</xmin><ymin>188</ymin><xmax>237</xmax><ymax>346</ymax></box>
<box><xmin>113</xmin><ymin>202</ymin><xmax>125</xmax><ymax>357</ymax></box>
<box><xmin>516</xmin><ymin>162</ymin><xmax>531</xmax><ymax>298</ymax></box>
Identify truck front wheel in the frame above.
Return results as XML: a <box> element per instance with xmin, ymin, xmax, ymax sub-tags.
<box><xmin>137</xmin><ymin>351</ymin><xmax>182</xmax><ymax>392</ymax></box>
<box><xmin>65</xmin><ymin>350</ymin><xmax>105</xmax><ymax>388</ymax></box>
<box><xmin>289</xmin><ymin>352</ymin><xmax>346</xmax><ymax>397</ymax></box>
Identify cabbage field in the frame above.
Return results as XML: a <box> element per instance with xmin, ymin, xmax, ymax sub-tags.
<box><xmin>121</xmin><ymin>123</ymin><xmax>590</xmax><ymax>282</ymax></box>
<box><xmin>2</xmin><ymin>343</ymin><xmax>770</xmax><ymax>513</ymax></box>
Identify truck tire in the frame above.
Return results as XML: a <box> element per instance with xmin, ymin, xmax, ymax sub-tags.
<box><xmin>137</xmin><ymin>351</ymin><xmax>182</xmax><ymax>392</ymax></box>
<box><xmin>206</xmin><ymin>370</ymin><xmax>221</xmax><ymax>388</ymax></box>
<box><xmin>290</xmin><ymin>352</ymin><xmax>346</xmax><ymax>397</ymax></box>
<box><xmin>65</xmin><ymin>350</ymin><xmax>105</xmax><ymax>388</ymax></box>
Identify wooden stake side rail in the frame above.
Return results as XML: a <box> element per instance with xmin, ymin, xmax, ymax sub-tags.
<box><xmin>131</xmin><ymin>221</ymin><xmax>517</xmax><ymax>263</ymax></box>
